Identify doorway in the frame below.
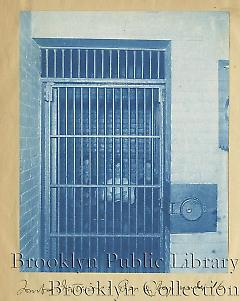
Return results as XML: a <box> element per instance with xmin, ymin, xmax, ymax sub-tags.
<box><xmin>39</xmin><ymin>39</ymin><xmax>171</xmax><ymax>272</ymax></box>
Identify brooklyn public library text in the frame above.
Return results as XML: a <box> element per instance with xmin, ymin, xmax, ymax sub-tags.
<box><xmin>11</xmin><ymin>252</ymin><xmax>238</xmax><ymax>273</ymax></box>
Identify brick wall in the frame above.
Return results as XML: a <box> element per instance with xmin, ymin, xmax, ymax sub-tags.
<box><xmin>20</xmin><ymin>12</ymin><xmax>41</xmax><ymax>271</ymax></box>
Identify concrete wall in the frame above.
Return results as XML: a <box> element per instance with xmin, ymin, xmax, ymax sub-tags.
<box><xmin>20</xmin><ymin>12</ymin><xmax>41</xmax><ymax>270</ymax></box>
<box><xmin>30</xmin><ymin>11</ymin><xmax>229</xmax><ymax>272</ymax></box>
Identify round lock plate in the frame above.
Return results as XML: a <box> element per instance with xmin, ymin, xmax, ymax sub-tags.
<box><xmin>180</xmin><ymin>198</ymin><xmax>203</xmax><ymax>221</ymax></box>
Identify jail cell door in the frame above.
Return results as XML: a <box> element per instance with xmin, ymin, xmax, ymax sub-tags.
<box><xmin>40</xmin><ymin>42</ymin><xmax>170</xmax><ymax>272</ymax></box>
<box><xmin>43</xmin><ymin>84</ymin><xmax>167</xmax><ymax>272</ymax></box>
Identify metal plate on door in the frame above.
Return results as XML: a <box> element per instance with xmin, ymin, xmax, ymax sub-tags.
<box><xmin>170</xmin><ymin>184</ymin><xmax>217</xmax><ymax>233</ymax></box>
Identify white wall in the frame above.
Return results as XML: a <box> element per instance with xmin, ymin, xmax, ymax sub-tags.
<box><xmin>32</xmin><ymin>11</ymin><xmax>229</xmax><ymax>272</ymax></box>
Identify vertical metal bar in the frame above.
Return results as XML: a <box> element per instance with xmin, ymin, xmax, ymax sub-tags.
<box><xmin>133</xmin><ymin>50</ymin><xmax>136</xmax><ymax>79</ymax></box>
<box><xmin>57</xmin><ymin>88</ymin><xmax>60</xmax><ymax>261</ymax></box>
<box><xmin>104</xmin><ymin>88</ymin><xmax>107</xmax><ymax>265</ymax></box>
<box><xmin>159</xmin><ymin>87</ymin><xmax>164</xmax><ymax>229</ymax></box>
<box><xmin>50</xmin><ymin>89</ymin><xmax>57</xmax><ymax>261</ymax></box>
<box><xmin>150</xmin><ymin>51</ymin><xmax>152</xmax><ymax>79</ymax></box>
<box><xmin>141</xmin><ymin>50</ymin><xmax>144</xmax><ymax>79</ymax></box>
<box><xmin>109</xmin><ymin>50</ymin><xmax>112</xmax><ymax>79</ymax></box>
<box><xmin>101</xmin><ymin>49</ymin><xmax>104</xmax><ymax>79</ymax></box>
<box><xmin>121</xmin><ymin>89</ymin><xmax>123</xmax><ymax>257</ymax></box>
<box><xmin>70</xmin><ymin>49</ymin><xmax>73</xmax><ymax>78</ymax></box>
<box><xmin>135</xmin><ymin>88</ymin><xmax>138</xmax><ymax>246</ymax></box>
<box><xmin>128</xmin><ymin>88</ymin><xmax>131</xmax><ymax>232</ymax></box>
<box><xmin>120</xmin><ymin>89</ymin><xmax>123</xmax><ymax>235</ymax></box>
<box><xmin>104</xmin><ymin>88</ymin><xmax>107</xmax><ymax>239</ymax></box>
<box><xmin>117</xmin><ymin>50</ymin><xmax>120</xmax><ymax>79</ymax></box>
<box><xmin>78</xmin><ymin>49</ymin><xmax>81</xmax><ymax>78</ymax></box>
<box><xmin>157</xmin><ymin>51</ymin><xmax>160</xmax><ymax>79</ymax></box>
<box><xmin>125</xmin><ymin>50</ymin><xmax>128</xmax><ymax>79</ymax></box>
<box><xmin>46</xmin><ymin>49</ymin><xmax>49</xmax><ymax>78</ymax></box>
<box><xmin>65</xmin><ymin>87</ymin><xmax>68</xmax><ymax>257</ymax></box>
<box><xmin>159</xmin><ymin>88</ymin><xmax>162</xmax><ymax>195</ymax></box>
<box><xmin>53</xmin><ymin>49</ymin><xmax>57</xmax><ymax>78</ymax></box>
<box><xmin>96</xmin><ymin>88</ymin><xmax>99</xmax><ymax>234</ymax></box>
<box><xmin>93</xmin><ymin>49</ymin><xmax>96</xmax><ymax>78</ymax></box>
<box><xmin>73</xmin><ymin>87</ymin><xmax>76</xmax><ymax>253</ymax></box>
<box><xmin>62</xmin><ymin>49</ymin><xmax>64</xmax><ymax>78</ymax></box>
<box><xmin>151</xmin><ymin>88</ymin><xmax>154</xmax><ymax>234</ymax></box>
<box><xmin>86</xmin><ymin>49</ymin><xmax>88</xmax><ymax>78</ymax></box>
<box><xmin>48</xmin><ymin>86</ymin><xmax>51</xmax><ymax>259</ymax></box>
<box><xmin>112</xmin><ymin>88</ymin><xmax>115</xmax><ymax>232</ymax></box>
<box><xmin>96</xmin><ymin>87</ymin><xmax>99</xmax><ymax>263</ymax></box>
<box><xmin>88</xmin><ymin>87</ymin><xmax>91</xmax><ymax>259</ymax></box>
<box><xmin>143</xmin><ymin>89</ymin><xmax>146</xmax><ymax>233</ymax></box>
<box><xmin>80</xmin><ymin>88</ymin><xmax>83</xmax><ymax>249</ymax></box>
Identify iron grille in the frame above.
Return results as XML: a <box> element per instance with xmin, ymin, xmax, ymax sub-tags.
<box><xmin>41</xmin><ymin>48</ymin><xmax>165</xmax><ymax>79</ymax></box>
<box><xmin>41</xmin><ymin>44</ymin><xmax>169</xmax><ymax>272</ymax></box>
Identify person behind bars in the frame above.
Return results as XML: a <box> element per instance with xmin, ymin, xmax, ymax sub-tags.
<box><xmin>106</xmin><ymin>160</ymin><xmax>135</xmax><ymax>204</ymax></box>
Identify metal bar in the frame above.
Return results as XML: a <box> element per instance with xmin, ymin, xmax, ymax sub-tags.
<box><xmin>70</xmin><ymin>49</ymin><xmax>73</xmax><ymax>78</ymax></box>
<box><xmin>135</xmin><ymin>89</ymin><xmax>138</xmax><ymax>236</ymax></box>
<box><xmin>125</xmin><ymin>50</ymin><xmax>128</xmax><ymax>81</ymax></box>
<box><xmin>65</xmin><ymin>87</ymin><xmax>68</xmax><ymax>257</ymax></box>
<box><xmin>96</xmin><ymin>88</ymin><xmax>99</xmax><ymax>235</ymax></box>
<box><xmin>112</xmin><ymin>88</ymin><xmax>115</xmax><ymax>232</ymax></box>
<box><xmin>54</xmin><ymin>49</ymin><xmax>57</xmax><ymax>78</ymax></box>
<box><xmin>50</xmin><ymin>233</ymin><xmax>163</xmax><ymax>238</ymax></box>
<box><xmin>57</xmin><ymin>88</ymin><xmax>60</xmax><ymax>260</ymax></box>
<box><xmin>120</xmin><ymin>88</ymin><xmax>123</xmax><ymax>234</ymax></box>
<box><xmin>41</xmin><ymin>79</ymin><xmax>166</xmax><ymax>86</ymax></box>
<box><xmin>93</xmin><ymin>49</ymin><xmax>96</xmax><ymax>78</ymax></box>
<box><xmin>117</xmin><ymin>50</ymin><xmax>120</xmax><ymax>78</ymax></box>
<box><xmin>50</xmin><ymin>184</ymin><xmax>161</xmax><ymax>188</ymax></box>
<box><xmin>160</xmin><ymin>87</ymin><xmax>164</xmax><ymax>233</ymax></box>
<box><xmin>141</xmin><ymin>50</ymin><xmax>144</xmax><ymax>79</ymax></box>
<box><xmin>128</xmin><ymin>88</ymin><xmax>131</xmax><ymax>233</ymax></box>
<box><xmin>109</xmin><ymin>50</ymin><xmax>112</xmax><ymax>79</ymax></box>
<box><xmin>80</xmin><ymin>88</ymin><xmax>84</xmax><ymax>246</ymax></box>
<box><xmin>48</xmin><ymin>83</ymin><xmax>51</xmax><ymax>258</ymax></box>
<box><xmin>104</xmin><ymin>88</ymin><xmax>107</xmax><ymax>241</ymax></box>
<box><xmin>86</xmin><ymin>49</ymin><xmax>88</xmax><ymax>78</ymax></box>
<box><xmin>62</xmin><ymin>49</ymin><xmax>64</xmax><ymax>78</ymax></box>
<box><xmin>151</xmin><ymin>88</ymin><xmax>154</xmax><ymax>234</ymax></box>
<box><xmin>126</xmin><ymin>51</ymin><xmax>128</xmax><ymax>78</ymax></box>
<box><xmin>86</xmin><ymin>85</ymin><xmax>92</xmax><ymax>258</ymax></box>
<box><xmin>46</xmin><ymin>49</ymin><xmax>49</xmax><ymax>78</ymax></box>
<box><xmin>39</xmin><ymin>45</ymin><xmax>168</xmax><ymax>51</ymax></box>
<box><xmin>101</xmin><ymin>49</ymin><xmax>104</xmax><ymax>78</ymax></box>
<box><xmin>157</xmin><ymin>51</ymin><xmax>160</xmax><ymax>79</ymax></box>
<box><xmin>96</xmin><ymin>87</ymin><xmax>99</xmax><ymax>261</ymax></box>
<box><xmin>143</xmin><ymin>89</ymin><xmax>146</xmax><ymax>233</ymax></box>
<box><xmin>150</xmin><ymin>51</ymin><xmax>152</xmax><ymax>79</ymax></box>
<box><xmin>120</xmin><ymin>89</ymin><xmax>123</xmax><ymax>257</ymax></box>
<box><xmin>133</xmin><ymin>50</ymin><xmax>136</xmax><ymax>79</ymax></box>
<box><xmin>159</xmin><ymin>88</ymin><xmax>162</xmax><ymax>193</ymax></box>
<box><xmin>73</xmin><ymin>87</ymin><xmax>76</xmax><ymax>253</ymax></box>
<box><xmin>78</xmin><ymin>49</ymin><xmax>81</xmax><ymax>78</ymax></box>
<box><xmin>50</xmin><ymin>135</ymin><xmax>161</xmax><ymax>139</ymax></box>
<box><xmin>88</xmin><ymin>87</ymin><xmax>91</xmax><ymax>241</ymax></box>
<box><xmin>50</xmin><ymin>92</ymin><xmax>57</xmax><ymax>242</ymax></box>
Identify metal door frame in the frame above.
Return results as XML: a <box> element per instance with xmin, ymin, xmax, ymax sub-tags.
<box><xmin>39</xmin><ymin>39</ymin><xmax>171</xmax><ymax>272</ymax></box>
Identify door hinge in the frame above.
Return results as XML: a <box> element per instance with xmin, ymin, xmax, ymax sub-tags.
<box><xmin>157</xmin><ymin>87</ymin><xmax>166</xmax><ymax>103</ymax></box>
<box><xmin>43</xmin><ymin>83</ymin><xmax>54</xmax><ymax>102</ymax></box>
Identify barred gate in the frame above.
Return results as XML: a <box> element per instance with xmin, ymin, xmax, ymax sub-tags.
<box><xmin>40</xmin><ymin>41</ymin><xmax>170</xmax><ymax>272</ymax></box>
